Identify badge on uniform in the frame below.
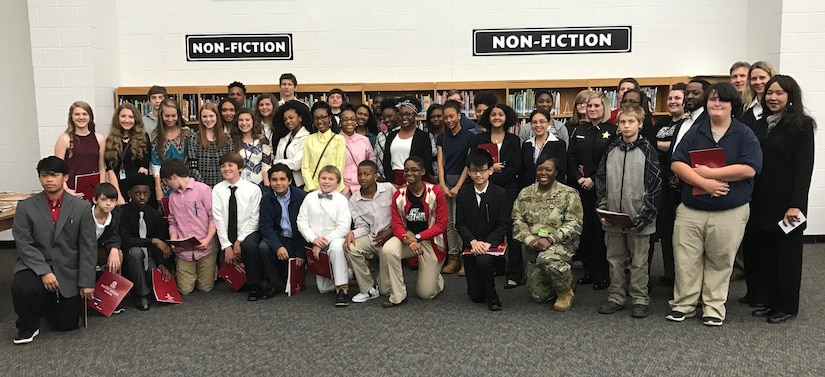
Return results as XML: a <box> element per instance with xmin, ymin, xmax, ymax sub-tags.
<box><xmin>602</xmin><ymin>131</ymin><xmax>611</xmax><ymax>139</ymax></box>
<box><xmin>538</xmin><ymin>228</ymin><xmax>551</xmax><ymax>237</ymax></box>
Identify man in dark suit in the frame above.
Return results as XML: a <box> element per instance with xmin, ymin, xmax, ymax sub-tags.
<box><xmin>455</xmin><ymin>150</ymin><xmax>512</xmax><ymax>311</ymax></box>
<box><xmin>253</xmin><ymin>163</ymin><xmax>309</xmax><ymax>301</ymax></box>
<box><xmin>11</xmin><ymin>156</ymin><xmax>96</xmax><ymax>344</ymax></box>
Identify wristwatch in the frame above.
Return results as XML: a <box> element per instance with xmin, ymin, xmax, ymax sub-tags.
<box><xmin>415</xmin><ymin>234</ymin><xmax>421</xmax><ymax>241</ymax></box>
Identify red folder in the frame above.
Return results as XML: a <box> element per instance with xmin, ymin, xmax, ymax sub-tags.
<box><xmin>688</xmin><ymin>147</ymin><xmax>726</xmax><ymax>195</ymax></box>
<box><xmin>151</xmin><ymin>268</ymin><xmax>182</xmax><ymax>304</ymax></box>
<box><xmin>286</xmin><ymin>258</ymin><xmax>306</xmax><ymax>296</ymax></box>
<box><xmin>462</xmin><ymin>241</ymin><xmax>507</xmax><ymax>256</ymax></box>
<box><xmin>87</xmin><ymin>271</ymin><xmax>134</xmax><ymax>317</ymax></box>
<box><xmin>167</xmin><ymin>237</ymin><xmax>200</xmax><ymax>250</ymax></box>
<box><xmin>477</xmin><ymin>143</ymin><xmax>500</xmax><ymax>164</ymax></box>
<box><xmin>305</xmin><ymin>246</ymin><xmax>333</xmax><ymax>280</ymax></box>
<box><xmin>217</xmin><ymin>263</ymin><xmax>247</xmax><ymax>291</ymax></box>
<box><xmin>596</xmin><ymin>208</ymin><xmax>635</xmax><ymax>228</ymax></box>
<box><xmin>74</xmin><ymin>172</ymin><xmax>99</xmax><ymax>203</ymax></box>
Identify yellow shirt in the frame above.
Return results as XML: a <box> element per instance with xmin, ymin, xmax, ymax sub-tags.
<box><xmin>301</xmin><ymin>129</ymin><xmax>346</xmax><ymax>192</ymax></box>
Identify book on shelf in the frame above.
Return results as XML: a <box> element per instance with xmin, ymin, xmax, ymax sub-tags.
<box><xmin>436</xmin><ymin>90</ymin><xmax>475</xmax><ymax>117</ymax></box>
<box><xmin>507</xmin><ymin>89</ymin><xmax>562</xmax><ymax>117</ymax></box>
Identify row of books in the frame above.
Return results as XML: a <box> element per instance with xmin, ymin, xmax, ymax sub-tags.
<box><xmin>592</xmin><ymin>86</ymin><xmax>658</xmax><ymax>111</ymax></box>
<box><xmin>118</xmin><ymin>94</ymin><xmax>199</xmax><ymax>122</ymax></box>
<box><xmin>507</xmin><ymin>89</ymin><xmax>562</xmax><ymax>117</ymax></box>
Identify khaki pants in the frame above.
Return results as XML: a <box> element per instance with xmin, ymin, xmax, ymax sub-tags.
<box><xmin>379</xmin><ymin>237</ymin><xmax>444</xmax><ymax>304</ymax></box>
<box><xmin>445</xmin><ymin>195</ymin><xmax>461</xmax><ymax>256</ymax></box>
<box><xmin>669</xmin><ymin>204</ymin><xmax>749</xmax><ymax>320</ymax></box>
<box><xmin>176</xmin><ymin>250</ymin><xmax>218</xmax><ymax>295</ymax></box>
<box><xmin>346</xmin><ymin>236</ymin><xmax>381</xmax><ymax>294</ymax></box>
<box><xmin>605</xmin><ymin>232</ymin><xmax>650</xmax><ymax>305</ymax></box>
<box><xmin>524</xmin><ymin>243</ymin><xmax>574</xmax><ymax>302</ymax></box>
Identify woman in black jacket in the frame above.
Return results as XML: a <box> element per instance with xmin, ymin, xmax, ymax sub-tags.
<box><xmin>382</xmin><ymin>97</ymin><xmax>434</xmax><ymax>185</ymax></box>
<box><xmin>472</xmin><ymin>104</ymin><xmax>522</xmax><ymax>287</ymax></box>
<box><xmin>748</xmin><ymin>75</ymin><xmax>815</xmax><ymax>324</ymax></box>
<box><xmin>520</xmin><ymin>109</ymin><xmax>566</xmax><ymax>189</ymax></box>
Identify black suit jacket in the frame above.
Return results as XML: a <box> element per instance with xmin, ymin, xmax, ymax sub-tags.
<box><xmin>260</xmin><ymin>186</ymin><xmax>309</xmax><ymax>259</ymax></box>
<box><xmin>96</xmin><ymin>206</ymin><xmax>122</xmax><ymax>252</ymax></box>
<box><xmin>470</xmin><ymin>132</ymin><xmax>521</xmax><ymax>193</ymax></box>
<box><xmin>750</xmin><ymin>116</ymin><xmax>815</xmax><ymax>231</ymax></box>
<box><xmin>520</xmin><ymin>138</ymin><xmax>566</xmax><ymax>189</ymax></box>
<box><xmin>455</xmin><ymin>183</ymin><xmax>512</xmax><ymax>249</ymax></box>
<box><xmin>119</xmin><ymin>202</ymin><xmax>174</xmax><ymax>268</ymax></box>
<box><xmin>13</xmin><ymin>192</ymin><xmax>96</xmax><ymax>298</ymax></box>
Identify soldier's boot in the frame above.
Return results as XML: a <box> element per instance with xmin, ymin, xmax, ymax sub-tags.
<box><xmin>553</xmin><ymin>289</ymin><xmax>574</xmax><ymax>312</ymax></box>
<box><xmin>442</xmin><ymin>255</ymin><xmax>461</xmax><ymax>274</ymax></box>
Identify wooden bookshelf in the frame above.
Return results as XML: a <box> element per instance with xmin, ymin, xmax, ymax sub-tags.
<box><xmin>115</xmin><ymin>76</ymin><xmax>690</xmax><ymax>125</ymax></box>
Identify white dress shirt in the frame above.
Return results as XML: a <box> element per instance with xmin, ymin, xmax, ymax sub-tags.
<box><xmin>672</xmin><ymin>107</ymin><xmax>705</xmax><ymax>153</ymax></box>
<box><xmin>296</xmin><ymin>190</ymin><xmax>351</xmax><ymax>243</ymax></box>
<box><xmin>212</xmin><ymin>178</ymin><xmax>262</xmax><ymax>250</ymax></box>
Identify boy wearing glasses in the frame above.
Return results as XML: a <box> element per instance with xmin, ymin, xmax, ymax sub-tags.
<box><xmin>455</xmin><ymin>150</ymin><xmax>512</xmax><ymax>311</ymax></box>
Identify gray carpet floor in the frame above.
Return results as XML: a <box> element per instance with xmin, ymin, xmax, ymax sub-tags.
<box><xmin>1</xmin><ymin>243</ymin><xmax>824</xmax><ymax>376</ymax></box>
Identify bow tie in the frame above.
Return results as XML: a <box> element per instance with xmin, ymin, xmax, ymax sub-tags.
<box><xmin>318</xmin><ymin>192</ymin><xmax>333</xmax><ymax>200</ymax></box>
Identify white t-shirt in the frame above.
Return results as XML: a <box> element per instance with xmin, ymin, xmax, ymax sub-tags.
<box><xmin>390</xmin><ymin>134</ymin><xmax>414</xmax><ymax>170</ymax></box>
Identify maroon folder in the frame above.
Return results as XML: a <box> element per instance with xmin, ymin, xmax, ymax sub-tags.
<box><xmin>477</xmin><ymin>143</ymin><xmax>500</xmax><ymax>164</ymax></box>
<box><xmin>166</xmin><ymin>237</ymin><xmax>200</xmax><ymax>250</ymax></box>
<box><xmin>74</xmin><ymin>172</ymin><xmax>99</xmax><ymax>203</ymax></box>
<box><xmin>596</xmin><ymin>208</ymin><xmax>635</xmax><ymax>228</ymax></box>
<box><xmin>217</xmin><ymin>263</ymin><xmax>247</xmax><ymax>291</ymax></box>
<box><xmin>462</xmin><ymin>241</ymin><xmax>507</xmax><ymax>256</ymax></box>
<box><xmin>688</xmin><ymin>147</ymin><xmax>726</xmax><ymax>195</ymax></box>
<box><xmin>87</xmin><ymin>271</ymin><xmax>133</xmax><ymax>317</ymax></box>
<box><xmin>151</xmin><ymin>268</ymin><xmax>182</xmax><ymax>304</ymax></box>
<box><xmin>305</xmin><ymin>246</ymin><xmax>333</xmax><ymax>280</ymax></box>
<box><xmin>286</xmin><ymin>258</ymin><xmax>306</xmax><ymax>296</ymax></box>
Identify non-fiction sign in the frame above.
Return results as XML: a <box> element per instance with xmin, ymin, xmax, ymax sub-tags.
<box><xmin>186</xmin><ymin>34</ymin><xmax>293</xmax><ymax>61</ymax></box>
<box><xmin>473</xmin><ymin>27</ymin><xmax>632</xmax><ymax>56</ymax></box>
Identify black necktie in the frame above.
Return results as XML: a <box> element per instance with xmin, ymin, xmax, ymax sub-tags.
<box><xmin>318</xmin><ymin>192</ymin><xmax>333</xmax><ymax>200</ymax></box>
<box><xmin>228</xmin><ymin>186</ymin><xmax>238</xmax><ymax>243</ymax></box>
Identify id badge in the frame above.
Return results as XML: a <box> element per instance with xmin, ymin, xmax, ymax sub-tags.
<box><xmin>119</xmin><ymin>168</ymin><xmax>126</xmax><ymax>180</ymax></box>
<box><xmin>245</xmin><ymin>170</ymin><xmax>252</xmax><ymax>181</ymax></box>
<box><xmin>538</xmin><ymin>228</ymin><xmax>550</xmax><ymax>238</ymax></box>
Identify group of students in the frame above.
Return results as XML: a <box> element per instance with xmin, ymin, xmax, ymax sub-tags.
<box><xmin>10</xmin><ymin>64</ymin><xmax>816</xmax><ymax>344</ymax></box>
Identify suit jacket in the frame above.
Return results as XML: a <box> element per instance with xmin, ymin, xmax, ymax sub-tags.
<box><xmin>455</xmin><ymin>183</ymin><xmax>511</xmax><ymax>250</ymax></box>
<box><xmin>470</xmin><ymin>132</ymin><xmax>522</xmax><ymax>193</ymax></box>
<box><xmin>119</xmin><ymin>202</ymin><xmax>174</xmax><ymax>268</ymax></box>
<box><xmin>750</xmin><ymin>116</ymin><xmax>815</xmax><ymax>231</ymax></box>
<box><xmin>260</xmin><ymin>186</ymin><xmax>309</xmax><ymax>259</ymax></box>
<box><xmin>96</xmin><ymin>206</ymin><xmax>122</xmax><ymax>252</ymax></box>
<box><xmin>13</xmin><ymin>192</ymin><xmax>96</xmax><ymax>298</ymax></box>
<box><xmin>520</xmin><ymin>138</ymin><xmax>567</xmax><ymax>189</ymax></box>
<box><xmin>383</xmin><ymin>128</ymin><xmax>434</xmax><ymax>178</ymax></box>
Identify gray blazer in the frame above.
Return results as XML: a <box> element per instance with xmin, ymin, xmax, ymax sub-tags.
<box><xmin>13</xmin><ymin>192</ymin><xmax>96</xmax><ymax>298</ymax></box>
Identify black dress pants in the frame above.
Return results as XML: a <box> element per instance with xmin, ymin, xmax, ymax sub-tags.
<box><xmin>753</xmin><ymin>230</ymin><xmax>803</xmax><ymax>314</ymax></box>
<box><xmin>12</xmin><ymin>269</ymin><xmax>81</xmax><ymax>333</ymax></box>
<box><xmin>463</xmin><ymin>253</ymin><xmax>501</xmax><ymax>304</ymax></box>
<box><xmin>576</xmin><ymin>188</ymin><xmax>608</xmax><ymax>281</ymax></box>
<box><xmin>244</xmin><ymin>236</ymin><xmax>288</xmax><ymax>289</ymax></box>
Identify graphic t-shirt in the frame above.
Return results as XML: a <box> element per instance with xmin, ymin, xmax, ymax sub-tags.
<box><xmin>405</xmin><ymin>189</ymin><xmax>428</xmax><ymax>234</ymax></box>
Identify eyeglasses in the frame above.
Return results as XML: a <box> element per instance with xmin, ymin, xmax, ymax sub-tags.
<box><xmin>314</xmin><ymin>115</ymin><xmax>330</xmax><ymax>121</ymax></box>
<box><xmin>341</xmin><ymin>117</ymin><xmax>356</xmax><ymax>123</ymax></box>
<box><xmin>469</xmin><ymin>169</ymin><xmax>490</xmax><ymax>175</ymax></box>
<box><xmin>403</xmin><ymin>167</ymin><xmax>422</xmax><ymax>173</ymax></box>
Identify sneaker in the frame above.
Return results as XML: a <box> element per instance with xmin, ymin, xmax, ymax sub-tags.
<box><xmin>597</xmin><ymin>301</ymin><xmax>625</xmax><ymax>314</ymax></box>
<box><xmin>631</xmin><ymin>304</ymin><xmax>649</xmax><ymax>318</ymax></box>
<box><xmin>13</xmin><ymin>329</ymin><xmax>39</xmax><ymax>345</ymax></box>
<box><xmin>352</xmin><ymin>285</ymin><xmax>380</xmax><ymax>303</ymax></box>
<box><xmin>702</xmin><ymin>316</ymin><xmax>723</xmax><ymax>326</ymax></box>
<box><xmin>665</xmin><ymin>310</ymin><xmax>696</xmax><ymax>322</ymax></box>
<box><xmin>112</xmin><ymin>307</ymin><xmax>126</xmax><ymax>314</ymax></box>
<box><xmin>335</xmin><ymin>290</ymin><xmax>349</xmax><ymax>307</ymax></box>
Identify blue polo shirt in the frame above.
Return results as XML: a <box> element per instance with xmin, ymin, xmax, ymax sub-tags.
<box><xmin>672</xmin><ymin>118</ymin><xmax>762</xmax><ymax>211</ymax></box>
<box><xmin>437</xmin><ymin>127</ymin><xmax>474</xmax><ymax>175</ymax></box>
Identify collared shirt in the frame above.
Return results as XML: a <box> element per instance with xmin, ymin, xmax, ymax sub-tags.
<box><xmin>350</xmin><ymin>182</ymin><xmax>396</xmax><ymax>241</ymax></box>
<box><xmin>167</xmin><ymin>178</ymin><xmax>215</xmax><ymax>260</ymax></box>
<box><xmin>212</xmin><ymin>179</ymin><xmax>262</xmax><ymax>250</ymax></box>
<box><xmin>474</xmin><ymin>182</ymin><xmax>489</xmax><ymax>206</ymax></box>
<box><xmin>91</xmin><ymin>206</ymin><xmax>112</xmax><ymax>239</ymax></box>
<box><xmin>296</xmin><ymin>190</ymin><xmax>351</xmax><ymax>243</ymax></box>
<box><xmin>276</xmin><ymin>189</ymin><xmax>293</xmax><ymax>238</ymax></box>
<box><xmin>374</xmin><ymin>126</ymin><xmax>400</xmax><ymax>177</ymax></box>
<box><xmin>47</xmin><ymin>194</ymin><xmax>63</xmax><ymax>226</ymax></box>
<box><xmin>436</xmin><ymin>127</ymin><xmax>474</xmax><ymax>175</ymax></box>
<box><xmin>672</xmin><ymin>107</ymin><xmax>705</xmax><ymax>152</ymax></box>
<box><xmin>341</xmin><ymin>132</ymin><xmax>376</xmax><ymax>195</ymax></box>
<box><xmin>301</xmin><ymin>129</ymin><xmax>346</xmax><ymax>192</ymax></box>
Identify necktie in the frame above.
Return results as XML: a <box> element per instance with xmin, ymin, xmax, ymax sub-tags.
<box><xmin>139</xmin><ymin>211</ymin><xmax>149</xmax><ymax>270</ymax></box>
<box><xmin>229</xmin><ymin>186</ymin><xmax>238</xmax><ymax>243</ymax></box>
<box><xmin>318</xmin><ymin>192</ymin><xmax>333</xmax><ymax>200</ymax></box>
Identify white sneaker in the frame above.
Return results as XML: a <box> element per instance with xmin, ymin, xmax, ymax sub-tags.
<box><xmin>351</xmin><ymin>285</ymin><xmax>380</xmax><ymax>303</ymax></box>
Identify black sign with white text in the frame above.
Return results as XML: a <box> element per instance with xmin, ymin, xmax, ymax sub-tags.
<box><xmin>186</xmin><ymin>34</ymin><xmax>293</xmax><ymax>61</ymax></box>
<box><xmin>473</xmin><ymin>27</ymin><xmax>631</xmax><ymax>56</ymax></box>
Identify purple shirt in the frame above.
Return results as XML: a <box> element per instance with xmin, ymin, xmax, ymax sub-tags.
<box><xmin>168</xmin><ymin>178</ymin><xmax>216</xmax><ymax>261</ymax></box>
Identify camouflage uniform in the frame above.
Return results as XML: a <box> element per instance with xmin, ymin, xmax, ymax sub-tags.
<box><xmin>512</xmin><ymin>181</ymin><xmax>583</xmax><ymax>302</ymax></box>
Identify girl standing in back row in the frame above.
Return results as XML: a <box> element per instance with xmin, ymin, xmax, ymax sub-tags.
<box><xmin>55</xmin><ymin>101</ymin><xmax>106</xmax><ymax>198</ymax></box>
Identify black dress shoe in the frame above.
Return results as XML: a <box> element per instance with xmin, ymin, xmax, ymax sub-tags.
<box><xmin>752</xmin><ymin>307</ymin><xmax>774</xmax><ymax>318</ymax></box>
<box><xmin>592</xmin><ymin>279</ymin><xmax>609</xmax><ymax>290</ymax></box>
<box><xmin>136</xmin><ymin>296</ymin><xmax>150</xmax><ymax>311</ymax></box>
<box><xmin>767</xmin><ymin>312</ymin><xmax>797</xmax><ymax>324</ymax></box>
<box><xmin>488</xmin><ymin>299</ymin><xmax>503</xmax><ymax>311</ymax></box>
<box><xmin>577</xmin><ymin>275</ymin><xmax>595</xmax><ymax>285</ymax></box>
<box><xmin>247</xmin><ymin>286</ymin><xmax>260</xmax><ymax>302</ymax></box>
